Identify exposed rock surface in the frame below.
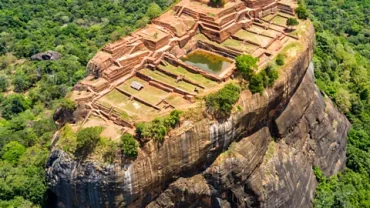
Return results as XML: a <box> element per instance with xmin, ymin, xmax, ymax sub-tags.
<box><xmin>31</xmin><ymin>51</ymin><xmax>61</xmax><ymax>61</ymax></box>
<box><xmin>53</xmin><ymin>103</ymin><xmax>89</xmax><ymax>127</ymax></box>
<box><xmin>45</xmin><ymin>22</ymin><xmax>350</xmax><ymax>208</ymax></box>
<box><xmin>148</xmin><ymin>64</ymin><xmax>349</xmax><ymax>208</ymax></box>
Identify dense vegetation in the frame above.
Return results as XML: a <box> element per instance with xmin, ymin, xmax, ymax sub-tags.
<box><xmin>205</xmin><ymin>83</ymin><xmax>241</xmax><ymax>117</ymax></box>
<box><xmin>0</xmin><ymin>0</ymin><xmax>368</xmax><ymax>206</ymax></box>
<box><xmin>135</xmin><ymin>110</ymin><xmax>182</xmax><ymax>142</ymax></box>
<box><xmin>121</xmin><ymin>133</ymin><xmax>138</xmax><ymax>158</ymax></box>
<box><xmin>76</xmin><ymin>127</ymin><xmax>103</xmax><ymax>158</ymax></box>
<box><xmin>0</xmin><ymin>0</ymin><xmax>174</xmax><ymax>206</ymax></box>
<box><xmin>235</xmin><ymin>54</ymin><xmax>279</xmax><ymax>94</ymax></box>
<box><xmin>304</xmin><ymin>0</ymin><xmax>370</xmax><ymax>206</ymax></box>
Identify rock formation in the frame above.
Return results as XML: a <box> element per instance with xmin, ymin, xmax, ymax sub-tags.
<box><xmin>148</xmin><ymin>64</ymin><xmax>349</xmax><ymax>208</ymax></box>
<box><xmin>69</xmin><ymin>0</ymin><xmax>301</xmax><ymax>131</ymax></box>
<box><xmin>31</xmin><ymin>51</ymin><xmax>61</xmax><ymax>61</ymax></box>
<box><xmin>45</xmin><ymin>11</ymin><xmax>350</xmax><ymax>206</ymax></box>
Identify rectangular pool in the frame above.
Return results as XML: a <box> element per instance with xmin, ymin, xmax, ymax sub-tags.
<box><xmin>180</xmin><ymin>49</ymin><xmax>232</xmax><ymax>75</ymax></box>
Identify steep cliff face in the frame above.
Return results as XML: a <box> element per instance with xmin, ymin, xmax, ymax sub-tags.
<box><xmin>45</xmin><ymin>22</ymin><xmax>350</xmax><ymax>208</ymax></box>
<box><xmin>147</xmin><ymin>65</ymin><xmax>349</xmax><ymax>208</ymax></box>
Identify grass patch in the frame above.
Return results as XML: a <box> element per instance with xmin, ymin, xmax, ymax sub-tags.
<box><xmin>271</xmin><ymin>15</ymin><xmax>288</xmax><ymax>26</ymax></box>
<box><xmin>141</xmin><ymin>68</ymin><xmax>197</xmax><ymax>93</ymax></box>
<box><xmin>221</xmin><ymin>39</ymin><xmax>258</xmax><ymax>53</ymax></box>
<box><xmin>160</xmin><ymin>63</ymin><xmax>218</xmax><ymax>88</ymax></box>
<box><xmin>56</xmin><ymin>124</ymin><xmax>77</xmax><ymax>153</ymax></box>
<box><xmin>263</xmin><ymin>141</ymin><xmax>276</xmax><ymax>164</ymax></box>
<box><xmin>234</xmin><ymin>30</ymin><xmax>260</xmax><ymax>44</ymax></box>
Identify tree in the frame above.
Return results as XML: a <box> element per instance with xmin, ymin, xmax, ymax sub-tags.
<box><xmin>295</xmin><ymin>6</ymin><xmax>309</xmax><ymax>20</ymax></box>
<box><xmin>0</xmin><ymin>197</ymin><xmax>36</xmax><ymax>208</ymax></box>
<box><xmin>275</xmin><ymin>54</ymin><xmax>285</xmax><ymax>66</ymax></box>
<box><xmin>211</xmin><ymin>0</ymin><xmax>226</xmax><ymax>7</ymax></box>
<box><xmin>146</xmin><ymin>3</ymin><xmax>162</xmax><ymax>19</ymax></box>
<box><xmin>205</xmin><ymin>83</ymin><xmax>241</xmax><ymax>117</ymax></box>
<box><xmin>136</xmin><ymin>16</ymin><xmax>150</xmax><ymax>28</ymax></box>
<box><xmin>1</xmin><ymin>94</ymin><xmax>30</xmax><ymax>120</ymax></box>
<box><xmin>135</xmin><ymin>110</ymin><xmax>182</xmax><ymax>141</ymax></box>
<box><xmin>58</xmin><ymin>98</ymin><xmax>77</xmax><ymax>111</ymax></box>
<box><xmin>235</xmin><ymin>54</ymin><xmax>259</xmax><ymax>79</ymax></box>
<box><xmin>1</xmin><ymin>141</ymin><xmax>26</xmax><ymax>165</ymax></box>
<box><xmin>164</xmin><ymin>110</ymin><xmax>182</xmax><ymax>128</ymax></box>
<box><xmin>286</xmin><ymin>18</ymin><xmax>299</xmax><ymax>30</ymax></box>
<box><xmin>76</xmin><ymin>127</ymin><xmax>102</xmax><ymax>157</ymax></box>
<box><xmin>264</xmin><ymin>65</ymin><xmax>279</xmax><ymax>87</ymax></box>
<box><xmin>12</xmin><ymin>74</ymin><xmax>31</xmax><ymax>93</ymax></box>
<box><xmin>0</xmin><ymin>75</ymin><xmax>9</xmax><ymax>92</ymax></box>
<box><xmin>121</xmin><ymin>134</ymin><xmax>138</xmax><ymax>158</ymax></box>
<box><xmin>249</xmin><ymin>73</ymin><xmax>265</xmax><ymax>94</ymax></box>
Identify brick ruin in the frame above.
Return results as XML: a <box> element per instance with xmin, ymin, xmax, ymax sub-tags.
<box><xmin>70</xmin><ymin>0</ymin><xmax>299</xmax><ymax>134</ymax></box>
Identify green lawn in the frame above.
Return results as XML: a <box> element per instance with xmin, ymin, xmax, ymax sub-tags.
<box><xmin>271</xmin><ymin>15</ymin><xmax>288</xmax><ymax>26</ymax></box>
<box><xmin>261</xmin><ymin>29</ymin><xmax>280</xmax><ymax>38</ymax></box>
<box><xmin>97</xmin><ymin>89</ymin><xmax>129</xmax><ymax>109</ymax></box>
<box><xmin>247</xmin><ymin>25</ymin><xmax>266</xmax><ymax>34</ymax></box>
<box><xmin>234</xmin><ymin>30</ymin><xmax>261</xmax><ymax>45</ymax></box>
<box><xmin>118</xmin><ymin>76</ymin><xmax>169</xmax><ymax>105</ymax></box>
<box><xmin>160</xmin><ymin>63</ymin><xmax>218</xmax><ymax>88</ymax></box>
<box><xmin>140</xmin><ymin>68</ymin><xmax>198</xmax><ymax>93</ymax></box>
<box><xmin>262</xmin><ymin>14</ymin><xmax>275</xmax><ymax>21</ymax></box>
<box><xmin>97</xmin><ymin>88</ymin><xmax>158</xmax><ymax>118</ymax></box>
<box><xmin>221</xmin><ymin>39</ymin><xmax>258</xmax><ymax>53</ymax></box>
<box><xmin>165</xmin><ymin>94</ymin><xmax>188</xmax><ymax>107</ymax></box>
<box><xmin>234</xmin><ymin>30</ymin><xmax>273</xmax><ymax>47</ymax></box>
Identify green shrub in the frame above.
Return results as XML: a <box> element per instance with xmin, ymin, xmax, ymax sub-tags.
<box><xmin>286</xmin><ymin>18</ymin><xmax>299</xmax><ymax>28</ymax></box>
<box><xmin>313</xmin><ymin>166</ymin><xmax>326</xmax><ymax>183</ymax></box>
<box><xmin>58</xmin><ymin>98</ymin><xmax>76</xmax><ymax>111</ymax></box>
<box><xmin>205</xmin><ymin>83</ymin><xmax>241</xmax><ymax>117</ymax></box>
<box><xmin>121</xmin><ymin>134</ymin><xmax>138</xmax><ymax>158</ymax></box>
<box><xmin>295</xmin><ymin>6</ymin><xmax>309</xmax><ymax>20</ymax></box>
<box><xmin>276</xmin><ymin>54</ymin><xmax>285</xmax><ymax>66</ymax></box>
<box><xmin>264</xmin><ymin>65</ymin><xmax>279</xmax><ymax>87</ymax></box>
<box><xmin>1</xmin><ymin>94</ymin><xmax>31</xmax><ymax>120</ymax></box>
<box><xmin>146</xmin><ymin>3</ymin><xmax>162</xmax><ymax>19</ymax></box>
<box><xmin>164</xmin><ymin>110</ymin><xmax>182</xmax><ymax>128</ymax></box>
<box><xmin>0</xmin><ymin>75</ymin><xmax>9</xmax><ymax>92</ymax></box>
<box><xmin>235</xmin><ymin>54</ymin><xmax>259</xmax><ymax>79</ymax></box>
<box><xmin>135</xmin><ymin>110</ymin><xmax>182</xmax><ymax>142</ymax></box>
<box><xmin>211</xmin><ymin>0</ymin><xmax>226</xmax><ymax>7</ymax></box>
<box><xmin>76</xmin><ymin>127</ymin><xmax>102</xmax><ymax>157</ymax></box>
<box><xmin>249</xmin><ymin>73</ymin><xmax>265</xmax><ymax>94</ymax></box>
<box><xmin>150</xmin><ymin>118</ymin><xmax>167</xmax><ymax>142</ymax></box>
<box><xmin>1</xmin><ymin>141</ymin><xmax>26</xmax><ymax>165</ymax></box>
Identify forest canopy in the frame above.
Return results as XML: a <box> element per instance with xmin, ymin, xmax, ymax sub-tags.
<box><xmin>304</xmin><ymin>0</ymin><xmax>370</xmax><ymax>206</ymax></box>
<box><xmin>0</xmin><ymin>0</ymin><xmax>174</xmax><ymax>206</ymax></box>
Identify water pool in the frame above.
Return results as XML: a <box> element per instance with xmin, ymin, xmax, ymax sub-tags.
<box><xmin>181</xmin><ymin>49</ymin><xmax>232</xmax><ymax>75</ymax></box>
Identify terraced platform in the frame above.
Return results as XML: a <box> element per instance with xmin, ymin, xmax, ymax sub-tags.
<box><xmin>69</xmin><ymin>0</ymin><xmax>301</xmax><ymax>135</ymax></box>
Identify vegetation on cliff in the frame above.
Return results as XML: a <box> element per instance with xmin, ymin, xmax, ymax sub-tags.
<box><xmin>306</xmin><ymin>0</ymin><xmax>370</xmax><ymax>206</ymax></box>
<box><xmin>76</xmin><ymin>127</ymin><xmax>103</xmax><ymax>158</ymax></box>
<box><xmin>0</xmin><ymin>0</ymin><xmax>174</xmax><ymax>206</ymax></box>
<box><xmin>205</xmin><ymin>83</ymin><xmax>241</xmax><ymax>117</ymax></box>
<box><xmin>135</xmin><ymin>110</ymin><xmax>182</xmax><ymax>142</ymax></box>
<box><xmin>121</xmin><ymin>134</ymin><xmax>139</xmax><ymax>158</ymax></box>
<box><xmin>235</xmin><ymin>54</ymin><xmax>279</xmax><ymax>94</ymax></box>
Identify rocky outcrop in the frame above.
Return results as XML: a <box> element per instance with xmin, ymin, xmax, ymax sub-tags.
<box><xmin>148</xmin><ymin>64</ymin><xmax>349</xmax><ymax>208</ymax></box>
<box><xmin>45</xmin><ymin>22</ymin><xmax>349</xmax><ymax>208</ymax></box>
<box><xmin>53</xmin><ymin>104</ymin><xmax>89</xmax><ymax>127</ymax></box>
<box><xmin>31</xmin><ymin>51</ymin><xmax>61</xmax><ymax>61</ymax></box>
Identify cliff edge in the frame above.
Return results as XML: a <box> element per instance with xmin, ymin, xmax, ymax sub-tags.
<box><xmin>45</xmin><ymin>19</ymin><xmax>350</xmax><ymax>207</ymax></box>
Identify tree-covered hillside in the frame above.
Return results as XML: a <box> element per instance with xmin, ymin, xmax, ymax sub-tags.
<box><xmin>0</xmin><ymin>0</ymin><xmax>369</xmax><ymax>206</ymax></box>
<box><xmin>0</xmin><ymin>0</ymin><xmax>173</xmax><ymax>206</ymax></box>
<box><xmin>304</xmin><ymin>0</ymin><xmax>370</xmax><ymax>207</ymax></box>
